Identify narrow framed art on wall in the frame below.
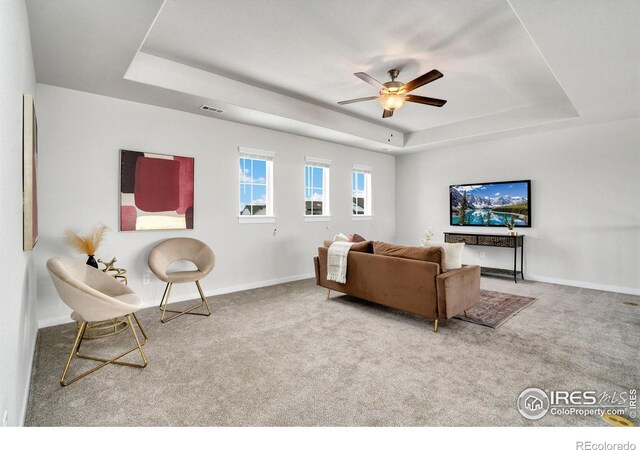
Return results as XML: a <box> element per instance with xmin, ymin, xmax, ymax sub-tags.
<box><xmin>23</xmin><ymin>94</ymin><xmax>38</xmax><ymax>251</ymax></box>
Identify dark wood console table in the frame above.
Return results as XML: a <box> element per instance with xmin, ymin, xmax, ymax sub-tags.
<box><xmin>444</xmin><ymin>232</ymin><xmax>524</xmax><ymax>283</ymax></box>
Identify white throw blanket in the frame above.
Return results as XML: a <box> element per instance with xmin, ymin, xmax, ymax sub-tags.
<box><xmin>327</xmin><ymin>241</ymin><xmax>354</xmax><ymax>284</ymax></box>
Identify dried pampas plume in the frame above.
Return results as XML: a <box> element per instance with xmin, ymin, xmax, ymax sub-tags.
<box><xmin>64</xmin><ymin>225</ymin><xmax>109</xmax><ymax>256</ymax></box>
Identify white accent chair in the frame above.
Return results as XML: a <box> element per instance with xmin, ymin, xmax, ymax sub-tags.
<box><xmin>148</xmin><ymin>238</ymin><xmax>215</xmax><ymax>323</ymax></box>
<box><xmin>46</xmin><ymin>257</ymin><xmax>148</xmax><ymax>386</ymax></box>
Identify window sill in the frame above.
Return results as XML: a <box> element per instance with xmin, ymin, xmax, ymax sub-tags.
<box><xmin>352</xmin><ymin>215</ymin><xmax>373</xmax><ymax>221</ymax></box>
<box><xmin>304</xmin><ymin>216</ymin><xmax>331</xmax><ymax>223</ymax></box>
<box><xmin>238</xmin><ymin>216</ymin><xmax>276</xmax><ymax>224</ymax></box>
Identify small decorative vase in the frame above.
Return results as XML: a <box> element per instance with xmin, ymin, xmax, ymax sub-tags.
<box><xmin>508</xmin><ymin>230</ymin><xmax>518</xmax><ymax>236</ymax></box>
<box><xmin>86</xmin><ymin>254</ymin><xmax>98</xmax><ymax>269</ymax></box>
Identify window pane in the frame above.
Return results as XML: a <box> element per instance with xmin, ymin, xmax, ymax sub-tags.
<box><xmin>313</xmin><ymin>167</ymin><xmax>323</xmax><ymax>189</ymax></box>
<box><xmin>305</xmin><ymin>187</ymin><xmax>313</xmax><ymax>201</ymax></box>
<box><xmin>252</xmin><ymin>159</ymin><xmax>267</xmax><ymax>184</ymax></box>
<box><xmin>240</xmin><ymin>183</ymin><xmax>251</xmax><ymax>215</ymax></box>
<box><xmin>304</xmin><ymin>166</ymin><xmax>311</xmax><ymax>189</ymax></box>
<box><xmin>240</xmin><ymin>158</ymin><xmax>251</xmax><ymax>182</ymax></box>
<box><xmin>357</xmin><ymin>172</ymin><xmax>365</xmax><ymax>191</ymax></box>
<box><xmin>252</xmin><ymin>184</ymin><xmax>267</xmax><ymax>205</ymax></box>
<box><xmin>312</xmin><ymin>188</ymin><xmax>323</xmax><ymax>215</ymax></box>
<box><xmin>353</xmin><ymin>197</ymin><xmax>365</xmax><ymax>215</ymax></box>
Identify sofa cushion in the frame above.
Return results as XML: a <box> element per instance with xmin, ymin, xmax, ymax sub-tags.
<box><xmin>372</xmin><ymin>241</ymin><xmax>446</xmax><ymax>271</ymax></box>
<box><xmin>323</xmin><ymin>240</ymin><xmax>372</xmax><ymax>253</ymax></box>
<box><xmin>422</xmin><ymin>241</ymin><xmax>464</xmax><ymax>271</ymax></box>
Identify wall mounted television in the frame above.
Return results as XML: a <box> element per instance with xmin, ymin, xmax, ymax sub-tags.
<box><xmin>450</xmin><ymin>180</ymin><xmax>531</xmax><ymax>227</ymax></box>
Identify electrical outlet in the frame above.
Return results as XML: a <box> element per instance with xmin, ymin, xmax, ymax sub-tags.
<box><xmin>480</xmin><ymin>251</ymin><xmax>486</xmax><ymax>259</ymax></box>
<box><xmin>142</xmin><ymin>274</ymin><xmax>150</xmax><ymax>285</ymax></box>
<box><xmin>2</xmin><ymin>410</ymin><xmax>8</xmax><ymax>427</ymax></box>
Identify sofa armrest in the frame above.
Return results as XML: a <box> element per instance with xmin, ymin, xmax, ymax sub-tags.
<box><xmin>314</xmin><ymin>256</ymin><xmax>320</xmax><ymax>285</ymax></box>
<box><xmin>436</xmin><ymin>265</ymin><xmax>481</xmax><ymax>319</ymax></box>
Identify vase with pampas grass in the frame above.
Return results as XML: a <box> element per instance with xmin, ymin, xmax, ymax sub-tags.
<box><xmin>64</xmin><ymin>225</ymin><xmax>109</xmax><ymax>268</ymax></box>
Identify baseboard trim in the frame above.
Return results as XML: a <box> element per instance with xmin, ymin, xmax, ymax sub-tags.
<box><xmin>19</xmin><ymin>326</ymin><xmax>38</xmax><ymax>426</ymax></box>
<box><xmin>524</xmin><ymin>274</ymin><xmax>640</xmax><ymax>296</ymax></box>
<box><xmin>38</xmin><ymin>272</ymin><xmax>316</xmax><ymax>329</ymax></box>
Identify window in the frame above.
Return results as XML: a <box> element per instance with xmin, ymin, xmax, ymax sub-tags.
<box><xmin>352</xmin><ymin>165</ymin><xmax>372</xmax><ymax>217</ymax></box>
<box><xmin>239</xmin><ymin>148</ymin><xmax>274</xmax><ymax>221</ymax></box>
<box><xmin>304</xmin><ymin>157</ymin><xmax>330</xmax><ymax>218</ymax></box>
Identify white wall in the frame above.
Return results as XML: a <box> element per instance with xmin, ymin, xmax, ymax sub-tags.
<box><xmin>34</xmin><ymin>84</ymin><xmax>395</xmax><ymax>326</ymax></box>
<box><xmin>396</xmin><ymin>117</ymin><xmax>640</xmax><ymax>294</ymax></box>
<box><xmin>0</xmin><ymin>0</ymin><xmax>39</xmax><ymax>427</ymax></box>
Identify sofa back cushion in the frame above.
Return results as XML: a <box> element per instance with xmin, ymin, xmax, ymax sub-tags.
<box><xmin>323</xmin><ymin>240</ymin><xmax>372</xmax><ymax>253</ymax></box>
<box><xmin>372</xmin><ymin>241</ymin><xmax>446</xmax><ymax>271</ymax></box>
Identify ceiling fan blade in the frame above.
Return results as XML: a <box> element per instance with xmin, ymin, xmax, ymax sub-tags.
<box><xmin>382</xmin><ymin>109</ymin><xmax>394</xmax><ymax>118</ymax></box>
<box><xmin>405</xmin><ymin>95</ymin><xmax>447</xmax><ymax>107</ymax></box>
<box><xmin>337</xmin><ymin>96</ymin><xmax>379</xmax><ymax>105</ymax></box>
<box><xmin>402</xmin><ymin>69</ymin><xmax>443</xmax><ymax>93</ymax></box>
<box><xmin>354</xmin><ymin>72</ymin><xmax>385</xmax><ymax>89</ymax></box>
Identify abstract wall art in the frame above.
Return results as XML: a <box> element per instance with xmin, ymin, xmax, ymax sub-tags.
<box><xmin>23</xmin><ymin>94</ymin><xmax>38</xmax><ymax>251</ymax></box>
<box><xmin>120</xmin><ymin>150</ymin><xmax>194</xmax><ymax>231</ymax></box>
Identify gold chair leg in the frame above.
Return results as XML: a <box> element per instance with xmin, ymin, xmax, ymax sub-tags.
<box><xmin>60</xmin><ymin>322</ymin><xmax>87</xmax><ymax>386</ymax></box>
<box><xmin>326</xmin><ymin>289</ymin><xmax>331</xmax><ymax>299</ymax></box>
<box><xmin>160</xmin><ymin>280</ymin><xmax>211</xmax><ymax>323</ymax></box>
<box><xmin>196</xmin><ymin>280</ymin><xmax>212</xmax><ymax>315</ymax></box>
<box><xmin>464</xmin><ymin>310</ymin><xmax>468</xmax><ymax>318</ymax></box>
<box><xmin>131</xmin><ymin>312</ymin><xmax>148</xmax><ymax>344</ymax></box>
<box><xmin>159</xmin><ymin>282</ymin><xmax>173</xmax><ymax>322</ymax></box>
<box><xmin>126</xmin><ymin>315</ymin><xmax>147</xmax><ymax>367</ymax></box>
<box><xmin>158</xmin><ymin>282</ymin><xmax>171</xmax><ymax>311</ymax></box>
<box><xmin>434</xmin><ymin>319</ymin><xmax>439</xmax><ymax>333</ymax></box>
<box><xmin>61</xmin><ymin>314</ymin><xmax>147</xmax><ymax>386</ymax></box>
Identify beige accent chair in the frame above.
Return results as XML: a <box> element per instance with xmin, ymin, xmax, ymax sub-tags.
<box><xmin>46</xmin><ymin>257</ymin><xmax>148</xmax><ymax>386</ymax></box>
<box><xmin>148</xmin><ymin>238</ymin><xmax>215</xmax><ymax>323</ymax></box>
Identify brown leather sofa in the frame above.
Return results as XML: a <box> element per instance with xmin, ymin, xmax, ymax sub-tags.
<box><xmin>314</xmin><ymin>241</ymin><xmax>480</xmax><ymax>332</ymax></box>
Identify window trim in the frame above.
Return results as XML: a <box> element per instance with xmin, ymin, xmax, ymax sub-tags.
<box><xmin>304</xmin><ymin>156</ymin><xmax>331</xmax><ymax>219</ymax></box>
<box><xmin>238</xmin><ymin>147</ymin><xmax>275</xmax><ymax>222</ymax></box>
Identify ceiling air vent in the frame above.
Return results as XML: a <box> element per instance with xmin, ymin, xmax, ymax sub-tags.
<box><xmin>199</xmin><ymin>105</ymin><xmax>224</xmax><ymax>114</ymax></box>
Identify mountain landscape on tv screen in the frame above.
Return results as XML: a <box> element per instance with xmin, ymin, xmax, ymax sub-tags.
<box><xmin>450</xmin><ymin>182</ymin><xmax>529</xmax><ymax>226</ymax></box>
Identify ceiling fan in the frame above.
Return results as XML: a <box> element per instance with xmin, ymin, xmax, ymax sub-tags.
<box><xmin>338</xmin><ymin>68</ymin><xmax>446</xmax><ymax>118</ymax></box>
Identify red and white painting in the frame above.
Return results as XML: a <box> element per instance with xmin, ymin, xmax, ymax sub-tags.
<box><xmin>120</xmin><ymin>150</ymin><xmax>194</xmax><ymax>231</ymax></box>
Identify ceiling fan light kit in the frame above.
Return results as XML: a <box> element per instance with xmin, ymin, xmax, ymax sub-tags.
<box><xmin>338</xmin><ymin>68</ymin><xmax>447</xmax><ymax>118</ymax></box>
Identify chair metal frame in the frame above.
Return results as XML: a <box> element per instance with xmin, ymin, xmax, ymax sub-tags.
<box><xmin>60</xmin><ymin>312</ymin><xmax>148</xmax><ymax>386</ymax></box>
<box><xmin>158</xmin><ymin>280</ymin><xmax>211</xmax><ymax>323</ymax></box>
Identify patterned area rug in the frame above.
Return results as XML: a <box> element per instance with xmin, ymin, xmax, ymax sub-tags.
<box><xmin>454</xmin><ymin>289</ymin><xmax>536</xmax><ymax>328</ymax></box>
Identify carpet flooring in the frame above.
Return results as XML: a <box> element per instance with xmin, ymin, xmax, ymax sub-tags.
<box><xmin>25</xmin><ymin>276</ymin><xmax>640</xmax><ymax>426</ymax></box>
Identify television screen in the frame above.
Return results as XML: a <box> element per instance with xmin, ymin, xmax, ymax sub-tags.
<box><xmin>450</xmin><ymin>180</ymin><xmax>531</xmax><ymax>227</ymax></box>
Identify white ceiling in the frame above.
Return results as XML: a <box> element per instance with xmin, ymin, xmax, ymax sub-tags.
<box><xmin>26</xmin><ymin>0</ymin><xmax>640</xmax><ymax>154</ymax></box>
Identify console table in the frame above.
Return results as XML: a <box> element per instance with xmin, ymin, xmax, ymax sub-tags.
<box><xmin>444</xmin><ymin>232</ymin><xmax>524</xmax><ymax>283</ymax></box>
